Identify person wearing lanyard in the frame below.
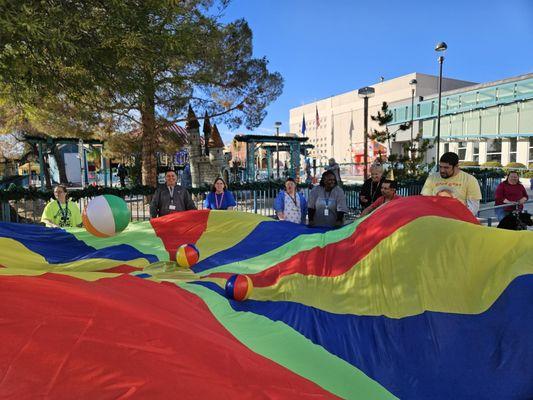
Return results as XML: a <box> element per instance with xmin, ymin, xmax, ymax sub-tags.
<box><xmin>41</xmin><ymin>185</ymin><xmax>83</xmax><ymax>228</ymax></box>
<box><xmin>204</xmin><ymin>177</ymin><xmax>236</xmax><ymax>210</ymax></box>
<box><xmin>308</xmin><ymin>170</ymin><xmax>348</xmax><ymax>228</ymax></box>
<box><xmin>274</xmin><ymin>177</ymin><xmax>307</xmax><ymax>224</ymax></box>
<box><xmin>150</xmin><ymin>170</ymin><xmax>196</xmax><ymax>218</ymax></box>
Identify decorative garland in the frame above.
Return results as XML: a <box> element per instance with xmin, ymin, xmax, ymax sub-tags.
<box><xmin>0</xmin><ymin>171</ymin><xmax>507</xmax><ymax>202</ymax></box>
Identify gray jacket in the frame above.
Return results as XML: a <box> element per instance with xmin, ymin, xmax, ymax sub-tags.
<box><xmin>150</xmin><ymin>184</ymin><xmax>196</xmax><ymax>218</ymax></box>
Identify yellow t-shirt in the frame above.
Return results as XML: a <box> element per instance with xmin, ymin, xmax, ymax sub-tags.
<box><xmin>41</xmin><ymin>200</ymin><xmax>83</xmax><ymax>227</ymax></box>
<box><xmin>421</xmin><ymin>170</ymin><xmax>482</xmax><ymax>204</ymax></box>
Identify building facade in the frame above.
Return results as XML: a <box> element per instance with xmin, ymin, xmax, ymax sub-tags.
<box><xmin>289</xmin><ymin>73</ymin><xmax>475</xmax><ymax>166</ymax></box>
<box><xmin>388</xmin><ymin>73</ymin><xmax>533</xmax><ymax>166</ymax></box>
<box><xmin>289</xmin><ymin>72</ymin><xmax>533</xmax><ymax>169</ymax></box>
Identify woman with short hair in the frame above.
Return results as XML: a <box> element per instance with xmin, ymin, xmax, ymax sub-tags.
<box><xmin>274</xmin><ymin>177</ymin><xmax>308</xmax><ymax>224</ymax></box>
<box><xmin>308</xmin><ymin>171</ymin><xmax>348</xmax><ymax>228</ymax></box>
<box><xmin>359</xmin><ymin>164</ymin><xmax>385</xmax><ymax>211</ymax></box>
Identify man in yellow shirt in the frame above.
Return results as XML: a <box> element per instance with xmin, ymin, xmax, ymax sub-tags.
<box><xmin>421</xmin><ymin>152</ymin><xmax>482</xmax><ymax>215</ymax></box>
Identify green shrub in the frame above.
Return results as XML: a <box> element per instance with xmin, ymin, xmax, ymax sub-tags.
<box><xmin>481</xmin><ymin>161</ymin><xmax>502</xmax><ymax>168</ymax></box>
<box><xmin>504</xmin><ymin>162</ymin><xmax>527</xmax><ymax>169</ymax></box>
<box><xmin>459</xmin><ymin>161</ymin><xmax>479</xmax><ymax>167</ymax></box>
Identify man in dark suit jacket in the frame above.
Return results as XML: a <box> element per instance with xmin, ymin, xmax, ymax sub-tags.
<box><xmin>150</xmin><ymin>170</ymin><xmax>196</xmax><ymax>218</ymax></box>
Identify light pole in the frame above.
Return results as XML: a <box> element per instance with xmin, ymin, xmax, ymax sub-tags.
<box><xmin>409</xmin><ymin>78</ymin><xmax>417</xmax><ymax>159</ymax></box>
<box><xmin>275</xmin><ymin>121</ymin><xmax>282</xmax><ymax>178</ymax></box>
<box><xmin>435</xmin><ymin>41</ymin><xmax>447</xmax><ymax>164</ymax></box>
<box><xmin>358</xmin><ymin>86</ymin><xmax>375</xmax><ymax>180</ymax></box>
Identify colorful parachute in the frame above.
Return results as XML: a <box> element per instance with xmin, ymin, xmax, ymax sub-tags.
<box><xmin>1</xmin><ymin>196</ymin><xmax>532</xmax><ymax>399</ymax></box>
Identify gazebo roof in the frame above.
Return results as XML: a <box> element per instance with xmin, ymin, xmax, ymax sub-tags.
<box><xmin>234</xmin><ymin>134</ymin><xmax>309</xmax><ymax>144</ymax></box>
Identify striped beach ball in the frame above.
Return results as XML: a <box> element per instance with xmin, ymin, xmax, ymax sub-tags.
<box><xmin>176</xmin><ymin>244</ymin><xmax>200</xmax><ymax>268</ymax></box>
<box><xmin>82</xmin><ymin>195</ymin><xmax>130</xmax><ymax>237</ymax></box>
<box><xmin>225</xmin><ymin>274</ymin><xmax>254</xmax><ymax>301</ymax></box>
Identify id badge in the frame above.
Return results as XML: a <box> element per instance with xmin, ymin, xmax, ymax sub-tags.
<box><xmin>324</xmin><ymin>208</ymin><xmax>329</xmax><ymax>216</ymax></box>
<box><xmin>169</xmin><ymin>205</ymin><xmax>176</xmax><ymax>210</ymax></box>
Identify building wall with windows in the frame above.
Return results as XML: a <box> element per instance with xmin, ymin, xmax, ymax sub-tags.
<box><xmin>288</xmin><ymin>73</ymin><xmax>475</xmax><ymax>165</ymax></box>
<box><xmin>388</xmin><ymin>74</ymin><xmax>533</xmax><ymax>166</ymax></box>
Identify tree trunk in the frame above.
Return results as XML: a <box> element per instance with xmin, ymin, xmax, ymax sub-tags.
<box><xmin>52</xmin><ymin>144</ymin><xmax>69</xmax><ymax>184</ymax></box>
<box><xmin>140</xmin><ymin>80</ymin><xmax>157</xmax><ymax>188</ymax></box>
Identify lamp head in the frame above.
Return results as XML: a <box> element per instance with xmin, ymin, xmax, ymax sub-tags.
<box><xmin>358</xmin><ymin>86</ymin><xmax>375</xmax><ymax>98</ymax></box>
<box><xmin>435</xmin><ymin>42</ymin><xmax>448</xmax><ymax>52</ymax></box>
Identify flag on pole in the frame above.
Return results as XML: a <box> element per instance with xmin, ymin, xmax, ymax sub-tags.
<box><xmin>301</xmin><ymin>115</ymin><xmax>306</xmax><ymax>136</ymax></box>
<box><xmin>315</xmin><ymin>106</ymin><xmax>320</xmax><ymax>129</ymax></box>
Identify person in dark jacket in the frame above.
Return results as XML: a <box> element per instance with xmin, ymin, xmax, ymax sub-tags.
<box><xmin>359</xmin><ymin>164</ymin><xmax>385</xmax><ymax>211</ymax></box>
<box><xmin>150</xmin><ymin>170</ymin><xmax>196</xmax><ymax>218</ymax></box>
<box><xmin>117</xmin><ymin>163</ymin><xmax>128</xmax><ymax>188</ymax></box>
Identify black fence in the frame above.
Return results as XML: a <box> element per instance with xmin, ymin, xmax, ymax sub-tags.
<box><xmin>0</xmin><ymin>177</ymin><xmax>503</xmax><ymax>224</ymax></box>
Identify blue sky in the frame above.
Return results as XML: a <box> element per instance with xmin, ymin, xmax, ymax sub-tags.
<box><xmin>217</xmin><ymin>0</ymin><xmax>533</xmax><ymax>142</ymax></box>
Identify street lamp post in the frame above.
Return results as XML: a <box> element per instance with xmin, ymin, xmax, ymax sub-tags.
<box><xmin>409</xmin><ymin>78</ymin><xmax>417</xmax><ymax>159</ymax></box>
<box><xmin>275</xmin><ymin>121</ymin><xmax>282</xmax><ymax>178</ymax></box>
<box><xmin>435</xmin><ymin>41</ymin><xmax>447</xmax><ymax>164</ymax></box>
<box><xmin>358</xmin><ymin>86</ymin><xmax>375</xmax><ymax>180</ymax></box>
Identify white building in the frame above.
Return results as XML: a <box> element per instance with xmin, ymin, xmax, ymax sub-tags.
<box><xmin>289</xmin><ymin>73</ymin><xmax>475</xmax><ymax>165</ymax></box>
<box><xmin>388</xmin><ymin>73</ymin><xmax>533</xmax><ymax>166</ymax></box>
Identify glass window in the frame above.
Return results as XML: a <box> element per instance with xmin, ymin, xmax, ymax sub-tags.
<box><xmin>487</xmin><ymin>138</ymin><xmax>502</xmax><ymax>153</ymax></box>
<box><xmin>509</xmin><ymin>138</ymin><xmax>517</xmax><ymax>163</ymax></box>
<box><xmin>447</xmin><ymin>96</ymin><xmax>460</xmax><ymax>111</ymax></box>
<box><xmin>486</xmin><ymin>139</ymin><xmax>502</xmax><ymax>162</ymax></box>
<box><xmin>461</xmin><ymin>92</ymin><xmax>477</xmax><ymax>108</ymax></box>
<box><xmin>458</xmin><ymin>141</ymin><xmax>467</xmax><ymax>161</ymax></box>
<box><xmin>510</xmin><ymin>137</ymin><xmax>517</xmax><ymax>152</ymax></box>
<box><xmin>529</xmin><ymin>137</ymin><xmax>533</xmax><ymax>163</ymax></box>
<box><xmin>473</xmin><ymin>141</ymin><xmax>479</xmax><ymax>163</ymax></box>
<box><xmin>443</xmin><ymin>143</ymin><xmax>450</xmax><ymax>154</ymax></box>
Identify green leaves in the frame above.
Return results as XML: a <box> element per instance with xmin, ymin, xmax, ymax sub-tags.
<box><xmin>0</xmin><ymin>0</ymin><xmax>283</xmax><ymax>185</ymax></box>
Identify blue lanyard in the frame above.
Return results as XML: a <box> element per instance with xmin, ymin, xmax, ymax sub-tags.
<box><xmin>324</xmin><ymin>191</ymin><xmax>331</xmax><ymax>207</ymax></box>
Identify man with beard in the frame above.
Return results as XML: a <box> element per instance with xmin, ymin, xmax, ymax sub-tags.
<box><xmin>421</xmin><ymin>152</ymin><xmax>482</xmax><ymax>215</ymax></box>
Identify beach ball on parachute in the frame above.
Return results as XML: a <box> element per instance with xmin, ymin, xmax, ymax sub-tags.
<box><xmin>83</xmin><ymin>195</ymin><xmax>130</xmax><ymax>237</ymax></box>
<box><xmin>176</xmin><ymin>244</ymin><xmax>200</xmax><ymax>268</ymax></box>
<box><xmin>225</xmin><ymin>274</ymin><xmax>254</xmax><ymax>301</ymax></box>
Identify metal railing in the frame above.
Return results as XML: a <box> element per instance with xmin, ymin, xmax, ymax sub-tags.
<box><xmin>0</xmin><ymin>177</ymin><xmax>507</xmax><ymax>224</ymax></box>
<box><xmin>477</xmin><ymin>200</ymin><xmax>533</xmax><ymax>227</ymax></box>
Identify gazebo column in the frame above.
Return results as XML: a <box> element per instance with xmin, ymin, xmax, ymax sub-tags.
<box><xmin>266</xmin><ymin>148</ymin><xmax>272</xmax><ymax>180</ymax></box>
<box><xmin>246</xmin><ymin>141</ymin><xmax>255</xmax><ymax>182</ymax></box>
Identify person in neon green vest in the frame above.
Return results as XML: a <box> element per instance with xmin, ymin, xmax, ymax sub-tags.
<box><xmin>41</xmin><ymin>185</ymin><xmax>83</xmax><ymax>228</ymax></box>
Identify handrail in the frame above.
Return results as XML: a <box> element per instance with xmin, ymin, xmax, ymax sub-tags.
<box><xmin>477</xmin><ymin>199</ymin><xmax>533</xmax><ymax>227</ymax></box>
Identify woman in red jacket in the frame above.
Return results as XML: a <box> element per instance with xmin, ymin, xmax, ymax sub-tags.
<box><xmin>494</xmin><ymin>171</ymin><xmax>528</xmax><ymax>221</ymax></box>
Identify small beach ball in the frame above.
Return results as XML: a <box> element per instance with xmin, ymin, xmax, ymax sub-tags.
<box><xmin>176</xmin><ymin>244</ymin><xmax>200</xmax><ymax>268</ymax></box>
<box><xmin>83</xmin><ymin>195</ymin><xmax>130</xmax><ymax>237</ymax></box>
<box><xmin>225</xmin><ymin>274</ymin><xmax>254</xmax><ymax>301</ymax></box>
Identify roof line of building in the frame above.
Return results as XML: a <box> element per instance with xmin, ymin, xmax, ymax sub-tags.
<box><xmin>290</xmin><ymin>72</ymin><xmax>477</xmax><ymax>110</ymax></box>
<box><xmin>423</xmin><ymin>72</ymin><xmax>533</xmax><ymax>100</ymax></box>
